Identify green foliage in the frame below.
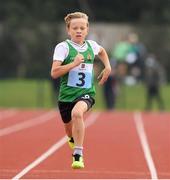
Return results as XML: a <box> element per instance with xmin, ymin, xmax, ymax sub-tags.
<box><xmin>0</xmin><ymin>0</ymin><xmax>170</xmax><ymax>80</ymax></box>
<box><xmin>0</xmin><ymin>23</ymin><xmax>59</xmax><ymax>79</ymax></box>
<box><xmin>1</xmin><ymin>0</ymin><xmax>170</xmax><ymax>23</ymax></box>
<box><xmin>0</xmin><ymin>0</ymin><xmax>79</xmax><ymax>24</ymax></box>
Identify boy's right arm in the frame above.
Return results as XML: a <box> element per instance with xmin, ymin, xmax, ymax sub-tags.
<box><xmin>51</xmin><ymin>53</ymin><xmax>84</xmax><ymax>79</ymax></box>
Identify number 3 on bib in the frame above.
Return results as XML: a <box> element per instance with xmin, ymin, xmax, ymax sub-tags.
<box><xmin>67</xmin><ymin>63</ymin><xmax>93</xmax><ymax>89</ymax></box>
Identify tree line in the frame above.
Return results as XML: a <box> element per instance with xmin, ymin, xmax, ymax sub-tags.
<box><xmin>0</xmin><ymin>0</ymin><xmax>170</xmax><ymax>80</ymax></box>
<box><xmin>1</xmin><ymin>0</ymin><xmax>170</xmax><ymax>24</ymax></box>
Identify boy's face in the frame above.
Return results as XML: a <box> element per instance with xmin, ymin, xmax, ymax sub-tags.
<box><xmin>67</xmin><ymin>18</ymin><xmax>89</xmax><ymax>44</ymax></box>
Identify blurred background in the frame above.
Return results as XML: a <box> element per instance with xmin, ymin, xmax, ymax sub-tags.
<box><xmin>0</xmin><ymin>0</ymin><xmax>170</xmax><ymax>111</ymax></box>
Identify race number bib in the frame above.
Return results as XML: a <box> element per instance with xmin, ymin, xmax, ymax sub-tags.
<box><xmin>67</xmin><ymin>63</ymin><xmax>93</xmax><ymax>88</ymax></box>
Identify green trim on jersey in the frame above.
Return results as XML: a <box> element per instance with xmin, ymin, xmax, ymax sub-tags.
<box><xmin>58</xmin><ymin>40</ymin><xmax>96</xmax><ymax>102</ymax></box>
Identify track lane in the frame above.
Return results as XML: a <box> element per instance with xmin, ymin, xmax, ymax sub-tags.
<box><xmin>20</xmin><ymin>112</ymin><xmax>150</xmax><ymax>179</ymax></box>
<box><xmin>2</xmin><ymin>110</ymin><xmax>169</xmax><ymax>179</ymax></box>
<box><xmin>84</xmin><ymin>112</ymin><xmax>150</xmax><ymax>179</ymax></box>
<box><xmin>142</xmin><ymin>112</ymin><xmax>170</xmax><ymax>179</ymax></box>
<box><xmin>12</xmin><ymin>112</ymin><xmax>100</xmax><ymax>179</ymax></box>
<box><xmin>0</xmin><ymin>109</ymin><xmax>48</xmax><ymax>128</ymax></box>
<box><xmin>0</xmin><ymin>110</ymin><xmax>62</xmax><ymax>179</ymax></box>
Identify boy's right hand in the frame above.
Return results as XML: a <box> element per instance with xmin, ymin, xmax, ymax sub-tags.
<box><xmin>73</xmin><ymin>53</ymin><xmax>84</xmax><ymax>66</ymax></box>
<box><xmin>97</xmin><ymin>67</ymin><xmax>111</xmax><ymax>85</ymax></box>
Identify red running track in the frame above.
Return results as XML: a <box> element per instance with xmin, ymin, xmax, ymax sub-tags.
<box><xmin>0</xmin><ymin>109</ymin><xmax>170</xmax><ymax>179</ymax></box>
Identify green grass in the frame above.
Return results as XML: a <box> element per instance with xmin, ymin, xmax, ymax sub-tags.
<box><xmin>0</xmin><ymin>79</ymin><xmax>53</xmax><ymax>108</ymax></box>
<box><xmin>0</xmin><ymin>79</ymin><xmax>170</xmax><ymax>111</ymax></box>
<box><xmin>114</xmin><ymin>84</ymin><xmax>170</xmax><ymax>111</ymax></box>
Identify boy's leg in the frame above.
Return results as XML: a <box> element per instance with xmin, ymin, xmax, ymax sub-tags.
<box><xmin>71</xmin><ymin>101</ymin><xmax>88</xmax><ymax>147</ymax></box>
<box><xmin>64</xmin><ymin>121</ymin><xmax>75</xmax><ymax>149</ymax></box>
<box><xmin>64</xmin><ymin>121</ymin><xmax>73</xmax><ymax>137</ymax></box>
<box><xmin>58</xmin><ymin>101</ymin><xmax>75</xmax><ymax>149</ymax></box>
<box><xmin>71</xmin><ymin>101</ymin><xmax>88</xmax><ymax>169</ymax></box>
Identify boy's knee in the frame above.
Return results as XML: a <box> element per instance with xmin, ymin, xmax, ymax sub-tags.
<box><xmin>71</xmin><ymin>109</ymin><xmax>83</xmax><ymax>120</ymax></box>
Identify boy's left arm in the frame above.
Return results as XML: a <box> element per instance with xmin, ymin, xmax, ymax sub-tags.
<box><xmin>97</xmin><ymin>47</ymin><xmax>112</xmax><ymax>85</ymax></box>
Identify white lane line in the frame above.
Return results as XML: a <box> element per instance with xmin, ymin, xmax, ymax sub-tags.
<box><xmin>85</xmin><ymin>112</ymin><xmax>100</xmax><ymax>128</ymax></box>
<box><xmin>11</xmin><ymin>112</ymin><xmax>101</xmax><ymax>180</ymax></box>
<box><xmin>134</xmin><ymin>112</ymin><xmax>158</xmax><ymax>180</ymax></box>
<box><xmin>0</xmin><ymin>109</ymin><xmax>18</xmax><ymax>122</ymax></box>
<box><xmin>0</xmin><ymin>111</ymin><xmax>57</xmax><ymax>137</ymax></box>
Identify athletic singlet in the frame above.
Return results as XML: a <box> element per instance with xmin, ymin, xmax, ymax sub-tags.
<box><xmin>58</xmin><ymin>40</ymin><xmax>95</xmax><ymax>102</ymax></box>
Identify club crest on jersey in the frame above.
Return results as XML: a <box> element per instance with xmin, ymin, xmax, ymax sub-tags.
<box><xmin>87</xmin><ymin>53</ymin><xmax>92</xmax><ymax>60</ymax></box>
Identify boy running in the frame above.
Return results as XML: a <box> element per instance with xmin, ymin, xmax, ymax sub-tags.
<box><xmin>51</xmin><ymin>12</ymin><xmax>111</xmax><ymax>169</ymax></box>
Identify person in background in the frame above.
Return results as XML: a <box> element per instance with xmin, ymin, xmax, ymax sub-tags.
<box><xmin>103</xmin><ymin>58</ymin><xmax>117</xmax><ymax>110</ymax></box>
<box><xmin>111</xmin><ymin>34</ymin><xmax>130</xmax><ymax>84</ymax></box>
<box><xmin>126</xmin><ymin>33</ymin><xmax>147</xmax><ymax>82</ymax></box>
<box><xmin>51</xmin><ymin>12</ymin><xmax>111</xmax><ymax>169</ymax></box>
<box><xmin>144</xmin><ymin>54</ymin><xmax>165</xmax><ymax>111</ymax></box>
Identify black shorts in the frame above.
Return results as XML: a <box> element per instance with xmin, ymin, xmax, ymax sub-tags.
<box><xmin>58</xmin><ymin>94</ymin><xmax>95</xmax><ymax>124</ymax></box>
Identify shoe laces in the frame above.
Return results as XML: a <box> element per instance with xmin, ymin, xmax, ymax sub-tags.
<box><xmin>69</xmin><ymin>137</ymin><xmax>74</xmax><ymax>143</ymax></box>
<box><xmin>73</xmin><ymin>154</ymin><xmax>81</xmax><ymax>161</ymax></box>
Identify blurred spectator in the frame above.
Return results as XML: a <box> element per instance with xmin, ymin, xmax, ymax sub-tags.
<box><xmin>144</xmin><ymin>54</ymin><xmax>165</xmax><ymax>111</ymax></box>
<box><xmin>111</xmin><ymin>35</ymin><xmax>130</xmax><ymax>84</ymax></box>
<box><xmin>126</xmin><ymin>33</ymin><xmax>147</xmax><ymax>82</ymax></box>
<box><xmin>103</xmin><ymin>59</ymin><xmax>117</xmax><ymax>110</ymax></box>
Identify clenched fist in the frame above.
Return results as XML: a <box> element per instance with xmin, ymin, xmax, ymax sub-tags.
<box><xmin>73</xmin><ymin>53</ymin><xmax>84</xmax><ymax>66</ymax></box>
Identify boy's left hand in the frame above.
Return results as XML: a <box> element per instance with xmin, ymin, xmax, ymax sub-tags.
<box><xmin>97</xmin><ymin>67</ymin><xmax>111</xmax><ymax>85</ymax></box>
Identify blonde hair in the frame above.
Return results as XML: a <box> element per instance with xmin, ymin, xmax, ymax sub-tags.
<box><xmin>64</xmin><ymin>12</ymin><xmax>89</xmax><ymax>28</ymax></box>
